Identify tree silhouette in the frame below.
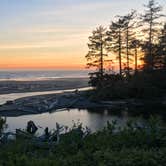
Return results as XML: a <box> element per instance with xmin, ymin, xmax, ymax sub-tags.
<box><xmin>86</xmin><ymin>26</ymin><xmax>107</xmax><ymax>78</ymax></box>
<box><xmin>156</xmin><ymin>23</ymin><xmax>166</xmax><ymax>69</ymax></box>
<box><xmin>130</xmin><ymin>39</ymin><xmax>141</xmax><ymax>73</ymax></box>
<box><xmin>107</xmin><ymin>18</ymin><xmax>126</xmax><ymax>76</ymax></box>
<box><xmin>140</xmin><ymin>0</ymin><xmax>164</xmax><ymax>70</ymax></box>
<box><xmin>121</xmin><ymin>10</ymin><xmax>136</xmax><ymax>75</ymax></box>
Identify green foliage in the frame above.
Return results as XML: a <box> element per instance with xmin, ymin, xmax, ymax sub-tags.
<box><xmin>0</xmin><ymin>118</ymin><xmax>165</xmax><ymax>166</ymax></box>
<box><xmin>0</xmin><ymin>117</ymin><xmax>6</xmax><ymax>135</ymax></box>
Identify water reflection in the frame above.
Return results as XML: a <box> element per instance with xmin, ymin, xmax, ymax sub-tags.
<box><xmin>2</xmin><ymin>108</ymin><xmax>150</xmax><ymax>134</ymax></box>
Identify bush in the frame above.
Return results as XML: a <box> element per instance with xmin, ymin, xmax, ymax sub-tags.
<box><xmin>0</xmin><ymin>117</ymin><xmax>165</xmax><ymax>166</ymax></box>
<box><xmin>89</xmin><ymin>70</ymin><xmax>166</xmax><ymax>100</ymax></box>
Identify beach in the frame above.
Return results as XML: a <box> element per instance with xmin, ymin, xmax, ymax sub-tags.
<box><xmin>0</xmin><ymin>77</ymin><xmax>93</xmax><ymax>117</ymax></box>
<box><xmin>0</xmin><ymin>77</ymin><xmax>89</xmax><ymax>94</ymax></box>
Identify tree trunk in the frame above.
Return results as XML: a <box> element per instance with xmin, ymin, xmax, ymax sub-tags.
<box><xmin>100</xmin><ymin>38</ymin><xmax>103</xmax><ymax>78</ymax></box>
<box><xmin>149</xmin><ymin>12</ymin><xmax>153</xmax><ymax>70</ymax></box>
<box><xmin>119</xmin><ymin>30</ymin><xmax>122</xmax><ymax>76</ymax></box>
<box><xmin>126</xmin><ymin>27</ymin><xmax>129</xmax><ymax>75</ymax></box>
<box><xmin>135</xmin><ymin>47</ymin><xmax>138</xmax><ymax>73</ymax></box>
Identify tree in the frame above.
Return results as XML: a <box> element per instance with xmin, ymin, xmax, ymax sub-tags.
<box><xmin>158</xmin><ymin>23</ymin><xmax>166</xmax><ymax>68</ymax></box>
<box><xmin>130</xmin><ymin>39</ymin><xmax>141</xmax><ymax>73</ymax></box>
<box><xmin>140</xmin><ymin>0</ymin><xmax>164</xmax><ymax>70</ymax></box>
<box><xmin>86</xmin><ymin>26</ymin><xmax>107</xmax><ymax>79</ymax></box>
<box><xmin>107</xmin><ymin>18</ymin><xmax>126</xmax><ymax>76</ymax></box>
<box><xmin>122</xmin><ymin>10</ymin><xmax>136</xmax><ymax>75</ymax></box>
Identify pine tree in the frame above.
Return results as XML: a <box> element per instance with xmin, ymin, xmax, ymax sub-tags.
<box><xmin>106</xmin><ymin>18</ymin><xmax>126</xmax><ymax>76</ymax></box>
<box><xmin>157</xmin><ymin>23</ymin><xmax>166</xmax><ymax>68</ymax></box>
<box><xmin>140</xmin><ymin>0</ymin><xmax>164</xmax><ymax>70</ymax></box>
<box><xmin>130</xmin><ymin>39</ymin><xmax>141</xmax><ymax>73</ymax></box>
<box><xmin>122</xmin><ymin>10</ymin><xmax>136</xmax><ymax>75</ymax></box>
<box><xmin>86</xmin><ymin>26</ymin><xmax>107</xmax><ymax>78</ymax></box>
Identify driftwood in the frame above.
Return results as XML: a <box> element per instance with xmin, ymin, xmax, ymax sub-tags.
<box><xmin>48</xmin><ymin>99</ymin><xmax>58</xmax><ymax>110</ymax></box>
<box><xmin>16</xmin><ymin>129</ymin><xmax>34</xmax><ymax>139</ymax></box>
<box><xmin>15</xmin><ymin>122</ymin><xmax>65</xmax><ymax>148</ymax></box>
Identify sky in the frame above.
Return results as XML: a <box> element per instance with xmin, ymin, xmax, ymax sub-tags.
<box><xmin>0</xmin><ymin>0</ymin><xmax>165</xmax><ymax>69</ymax></box>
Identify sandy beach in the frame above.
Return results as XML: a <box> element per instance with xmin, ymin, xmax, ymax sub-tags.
<box><xmin>0</xmin><ymin>77</ymin><xmax>89</xmax><ymax>94</ymax></box>
<box><xmin>0</xmin><ymin>77</ymin><xmax>93</xmax><ymax>116</ymax></box>
<box><xmin>0</xmin><ymin>88</ymin><xmax>99</xmax><ymax>117</ymax></box>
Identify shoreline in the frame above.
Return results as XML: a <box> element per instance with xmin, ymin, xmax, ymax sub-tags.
<box><xmin>1</xmin><ymin>87</ymin><xmax>166</xmax><ymax>118</ymax></box>
<box><xmin>0</xmin><ymin>88</ymin><xmax>98</xmax><ymax>117</ymax></box>
<box><xmin>0</xmin><ymin>78</ymin><xmax>166</xmax><ymax>118</ymax></box>
<box><xmin>0</xmin><ymin>76</ymin><xmax>89</xmax><ymax>82</ymax></box>
<box><xmin>0</xmin><ymin>86</ymin><xmax>91</xmax><ymax>105</ymax></box>
<box><xmin>0</xmin><ymin>78</ymin><xmax>92</xmax><ymax>116</ymax></box>
<box><xmin>0</xmin><ymin>77</ymin><xmax>89</xmax><ymax>95</ymax></box>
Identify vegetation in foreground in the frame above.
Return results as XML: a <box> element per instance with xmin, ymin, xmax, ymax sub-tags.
<box><xmin>0</xmin><ymin>117</ymin><xmax>166</xmax><ymax>166</ymax></box>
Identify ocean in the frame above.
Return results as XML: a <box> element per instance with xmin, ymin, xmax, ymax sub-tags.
<box><xmin>0</xmin><ymin>69</ymin><xmax>91</xmax><ymax>81</ymax></box>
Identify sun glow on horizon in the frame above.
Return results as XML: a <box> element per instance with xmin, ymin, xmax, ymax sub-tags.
<box><xmin>0</xmin><ymin>0</ymin><xmax>165</xmax><ymax>70</ymax></box>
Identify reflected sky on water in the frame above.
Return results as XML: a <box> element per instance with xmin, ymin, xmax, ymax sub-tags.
<box><xmin>3</xmin><ymin>108</ymin><xmax>146</xmax><ymax>133</ymax></box>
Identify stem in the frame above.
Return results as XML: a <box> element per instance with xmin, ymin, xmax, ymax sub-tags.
<box><xmin>119</xmin><ymin>30</ymin><xmax>122</xmax><ymax>76</ymax></box>
<box><xmin>126</xmin><ymin>27</ymin><xmax>129</xmax><ymax>75</ymax></box>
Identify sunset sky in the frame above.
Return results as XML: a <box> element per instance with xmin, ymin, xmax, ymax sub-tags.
<box><xmin>0</xmin><ymin>0</ymin><xmax>165</xmax><ymax>69</ymax></box>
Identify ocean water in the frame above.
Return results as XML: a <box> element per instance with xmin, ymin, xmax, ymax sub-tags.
<box><xmin>0</xmin><ymin>69</ymin><xmax>91</xmax><ymax>81</ymax></box>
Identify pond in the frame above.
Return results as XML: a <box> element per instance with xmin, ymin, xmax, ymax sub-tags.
<box><xmin>3</xmin><ymin>108</ymin><xmax>149</xmax><ymax>134</ymax></box>
<box><xmin>0</xmin><ymin>88</ymin><xmax>165</xmax><ymax>134</ymax></box>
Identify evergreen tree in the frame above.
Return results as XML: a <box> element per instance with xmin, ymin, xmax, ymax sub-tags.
<box><xmin>86</xmin><ymin>26</ymin><xmax>107</xmax><ymax>78</ymax></box>
<box><xmin>158</xmin><ymin>23</ymin><xmax>166</xmax><ymax>68</ymax></box>
<box><xmin>140</xmin><ymin>0</ymin><xmax>164</xmax><ymax>70</ymax></box>
<box><xmin>130</xmin><ymin>39</ymin><xmax>141</xmax><ymax>73</ymax></box>
<box><xmin>106</xmin><ymin>18</ymin><xmax>126</xmax><ymax>76</ymax></box>
<box><xmin>122</xmin><ymin>10</ymin><xmax>136</xmax><ymax>75</ymax></box>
